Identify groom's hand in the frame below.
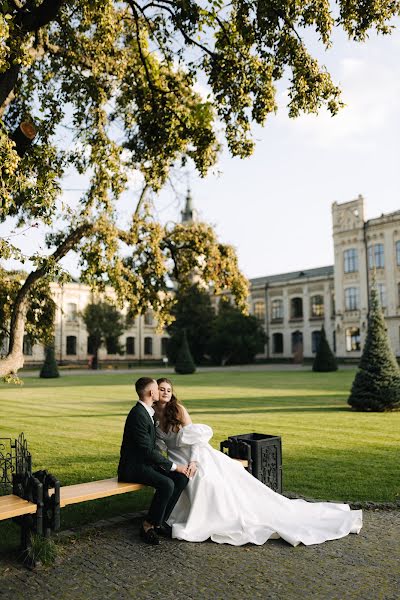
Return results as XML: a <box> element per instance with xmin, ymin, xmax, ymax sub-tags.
<box><xmin>175</xmin><ymin>464</ymin><xmax>190</xmax><ymax>475</ymax></box>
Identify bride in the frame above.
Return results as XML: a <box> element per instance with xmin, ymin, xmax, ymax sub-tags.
<box><xmin>154</xmin><ymin>377</ymin><xmax>362</xmax><ymax>547</ymax></box>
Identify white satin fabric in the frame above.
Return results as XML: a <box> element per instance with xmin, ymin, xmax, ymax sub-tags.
<box><xmin>156</xmin><ymin>424</ymin><xmax>363</xmax><ymax>547</ymax></box>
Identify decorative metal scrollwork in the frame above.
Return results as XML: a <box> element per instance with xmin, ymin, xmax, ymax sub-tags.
<box><xmin>0</xmin><ymin>433</ymin><xmax>32</xmax><ymax>495</ymax></box>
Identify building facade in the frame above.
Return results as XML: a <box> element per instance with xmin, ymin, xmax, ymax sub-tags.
<box><xmin>249</xmin><ymin>195</ymin><xmax>400</xmax><ymax>360</ymax></box>
<box><xmin>12</xmin><ymin>195</ymin><xmax>400</xmax><ymax>365</ymax></box>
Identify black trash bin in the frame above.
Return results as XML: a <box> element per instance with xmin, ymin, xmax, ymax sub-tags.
<box><xmin>220</xmin><ymin>433</ymin><xmax>282</xmax><ymax>493</ymax></box>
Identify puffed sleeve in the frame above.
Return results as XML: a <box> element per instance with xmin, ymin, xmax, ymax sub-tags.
<box><xmin>176</xmin><ymin>424</ymin><xmax>213</xmax><ymax>462</ymax></box>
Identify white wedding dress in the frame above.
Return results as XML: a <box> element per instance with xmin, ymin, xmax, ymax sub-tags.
<box><xmin>156</xmin><ymin>424</ymin><xmax>363</xmax><ymax>547</ymax></box>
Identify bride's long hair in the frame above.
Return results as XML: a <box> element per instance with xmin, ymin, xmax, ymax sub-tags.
<box><xmin>157</xmin><ymin>377</ymin><xmax>184</xmax><ymax>432</ymax></box>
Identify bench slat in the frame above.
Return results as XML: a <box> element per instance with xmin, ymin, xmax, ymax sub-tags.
<box><xmin>0</xmin><ymin>495</ymin><xmax>37</xmax><ymax>520</ymax></box>
<box><xmin>58</xmin><ymin>478</ymin><xmax>145</xmax><ymax>507</ymax></box>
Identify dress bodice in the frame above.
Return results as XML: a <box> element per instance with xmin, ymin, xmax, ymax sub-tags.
<box><xmin>156</xmin><ymin>424</ymin><xmax>213</xmax><ymax>464</ymax></box>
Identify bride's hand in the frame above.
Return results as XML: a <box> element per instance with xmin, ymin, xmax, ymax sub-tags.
<box><xmin>187</xmin><ymin>462</ymin><xmax>197</xmax><ymax>478</ymax></box>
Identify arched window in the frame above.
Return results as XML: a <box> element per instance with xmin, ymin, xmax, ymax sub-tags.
<box><xmin>290</xmin><ymin>297</ymin><xmax>303</xmax><ymax>319</ymax></box>
<box><xmin>126</xmin><ymin>337</ymin><xmax>135</xmax><ymax>355</ymax></box>
<box><xmin>272</xmin><ymin>333</ymin><xmax>283</xmax><ymax>354</ymax></box>
<box><xmin>253</xmin><ymin>301</ymin><xmax>265</xmax><ymax>322</ymax></box>
<box><xmin>311</xmin><ymin>331</ymin><xmax>321</xmax><ymax>353</ymax></box>
<box><xmin>66</xmin><ymin>336</ymin><xmax>77</xmax><ymax>355</ymax></box>
<box><xmin>144</xmin><ymin>337</ymin><xmax>153</xmax><ymax>355</ymax></box>
<box><xmin>345</xmin><ymin>287</ymin><xmax>359</xmax><ymax>311</ymax></box>
<box><xmin>23</xmin><ymin>335</ymin><xmax>33</xmax><ymax>356</ymax></box>
<box><xmin>271</xmin><ymin>299</ymin><xmax>283</xmax><ymax>321</ymax></box>
<box><xmin>161</xmin><ymin>337</ymin><xmax>169</xmax><ymax>356</ymax></box>
<box><xmin>291</xmin><ymin>330</ymin><xmax>303</xmax><ymax>353</ymax></box>
<box><xmin>144</xmin><ymin>311</ymin><xmax>153</xmax><ymax>326</ymax></box>
<box><xmin>396</xmin><ymin>241</ymin><xmax>400</xmax><ymax>266</ymax></box>
<box><xmin>343</xmin><ymin>248</ymin><xmax>358</xmax><ymax>273</ymax></box>
<box><xmin>345</xmin><ymin>328</ymin><xmax>360</xmax><ymax>351</ymax></box>
<box><xmin>310</xmin><ymin>295</ymin><xmax>324</xmax><ymax>318</ymax></box>
<box><xmin>66</xmin><ymin>302</ymin><xmax>78</xmax><ymax>321</ymax></box>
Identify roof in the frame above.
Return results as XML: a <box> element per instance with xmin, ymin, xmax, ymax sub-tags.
<box><xmin>250</xmin><ymin>265</ymin><xmax>334</xmax><ymax>287</ymax></box>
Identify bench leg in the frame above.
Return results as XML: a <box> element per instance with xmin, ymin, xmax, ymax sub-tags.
<box><xmin>12</xmin><ymin>473</ymin><xmax>44</xmax><ymax>567</ymax></box>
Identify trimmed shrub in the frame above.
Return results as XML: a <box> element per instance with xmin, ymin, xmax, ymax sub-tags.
<box><xmin>40</xmin><ymin>344</ymin><xmax>59</xmax><ymax>378</ymax></box>
<box><xmin>175</xmin><ymin>330</ymin><xmax>196</xmax><ymax>374</ymax></box>
<box><xmin>348</xmin><ymin>285</ymin><xmax>400</xmax><ymax>411</ymax></box>
<box><xmin>312</xmin><ymin>325</ymin><xmax>337</xmax><ymax>372</ymax></box>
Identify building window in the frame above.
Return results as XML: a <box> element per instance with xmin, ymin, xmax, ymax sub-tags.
<box><xmin>344</xmin><ymin>248</ymin><xmax>358</xmax><ymax>273</ymax></box>
<box><xmin>333</xmin><ymin>331</ymin><xmax>336</xmax><ymax>353</ymax></box>
<box><xmin>290</xmin><ymin>297</ymin><xmax>303</xmax><ymax>319</ymax></box>
<box><xmin>87</xmin><ymin>335</ymin><xmax>95</xmax><ymax>355</ymax></box>
<box><xmin>345</xmin><ymin>287</ymin><xmax>359</xmax><ymax>311</ymax></box>
<box><xmin>23</xmin><ymin>335</ymin><xmax>33</xmax><ymax>356</ymax></box>
<box><xmin>271</xmin><ymin>299</ymin><xmax>283</xmax><ymax>321</ymax></box>
<box><xmin>144</xmin><ymin>337</ymin><xmax>153</xmax><ymax>355</ymax></box>
<box><xmin>311</xmin><ymin>331</ymin><xmax>321</xmax><ymax>353</ymax></box>
<box><xmin>106</xmin><ymin>337</ymin><xmax>119</xmax><ymax>354</ymax></box>
<box><xmin>376</xmin><ymin>283</ymin><xmax>386</xmax><ymax>308</ymax></box>
<box><xmin>161</xmin><ymin>337</ymin><xmax>169</xmax><ymax>356</ymax></box>
<box><xmin>66</xmin><ymin>302</ymin><xmax>78</xmax><ymax>321</ymax></box>
<box><xmin>144</xmin><ymin>311</ymin><xmax>153</xmax><ymax>326</ymax></box>
<box><xmin>398</xmin><ymin>283</ymin><xmax>400</xmax><ymax>307</ymax></box>
<box><xmin>66</xmin><ymin>336</ymin><xmax>77</xmax><ymax>355</ymax></box>
<box><xmin>0</xmin><ymin>336</ymin><xmax>9</xmax><ymax>356</ymax></box>
<box><xmin>126</xmin><ymin>336</ymin><xmax>135</xmax><ymax>355</ymax></box>
<box><xmin>272</xmin><ymin>333</ymin><xmax>283</xmax><ymax>354</ymax></box>
<box><xmin>396</xmin><ymin>241</ymin><xmax>400</xmax><ymax>266</ymax></box>
<box><xmin>253</xmin><ymin>301</ymin><xmax>265</xmax><ymax>322</ymax></box>
<box><xmin>345</xmin><ymin>327</ymin><xmax>361</xmax><ymax>351</ymax></box>
<box><xmin>291</xmin><ymin>330</ymin><xmax>303</xmax><ymax>353</ymax></box>
<box><xmin>368</xmin><ymin>243</ymin><xmax>384</xmax><ymax>269</ymax></box>
<box><xmin>310</xmin><ymin>295</ymin><xmax>324</xmax><ymax>318</ymax></box>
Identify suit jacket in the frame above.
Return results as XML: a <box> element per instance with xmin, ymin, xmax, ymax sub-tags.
<box><xmin>118</xmin><ymin>402</ymin><xmax>172</xmax><ymax>480</ymax></box>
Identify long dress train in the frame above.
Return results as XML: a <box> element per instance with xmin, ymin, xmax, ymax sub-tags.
<box><xmin>156</xmin><ymin>424</ymin><xmax>363</xmax><ymax>547</ymax></box>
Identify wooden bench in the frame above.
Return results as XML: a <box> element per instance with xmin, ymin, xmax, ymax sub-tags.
<box><xmin>0</xmin><ymin>494</ymin><xmax>37</xmax><ymax>520</ymax></box>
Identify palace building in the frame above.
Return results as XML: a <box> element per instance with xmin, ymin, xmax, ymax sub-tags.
<box><xmin>9</xmin><ymin>194</ymin><xmax>400</xmax><ymax>366</ymax></box>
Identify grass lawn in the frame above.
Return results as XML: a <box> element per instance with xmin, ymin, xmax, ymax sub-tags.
<box><xmin>1</xmin><ymin>369</ymin><xmax>399</xmax><ymax>553</ymax></box>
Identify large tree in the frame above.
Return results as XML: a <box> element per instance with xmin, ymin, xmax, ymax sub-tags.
<box><xmin>1</xmin><ymin>1</ymin><xmax>399</xmax><ymax>377</ymax></box>
<box><xmin>166</xmin><ymin>284</ymin><xmax>215</xmax><ymax>365</ymax></box>
<box><xmin>82</xmin><ymin>300</ymin><xmax>126</xmax><ymax>369</ymax></box>
<box><xmin>208</xmin><ymin>298</ymin><xmax>266</xmax><ymax>365</ymax></box>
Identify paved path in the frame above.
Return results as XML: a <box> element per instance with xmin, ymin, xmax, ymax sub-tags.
<box><xmin>1</xmin><ymin>509</ymin><xmax>399</xmax><ymax>600</ymax></box>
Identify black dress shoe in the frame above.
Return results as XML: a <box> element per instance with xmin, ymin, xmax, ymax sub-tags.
<box><xmin>140</xmin><ymin>526</ymin><xmax>160</xmax><ymax>545</ymax></box>
<box><xmin>156</xmin><ymin>522</ymin><xmax>172</xmax><ymax>538</ymax></box>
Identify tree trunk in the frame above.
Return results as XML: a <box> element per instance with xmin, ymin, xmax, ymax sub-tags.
<box><xmin>0</xmin><ymin>298</ymin><xmax>27</xmax><ymax>376</ymax></box>
<box><xmin>0</xmin><ymin>223</ymin><xmax>93</xmax><ymax>379</ymax></box>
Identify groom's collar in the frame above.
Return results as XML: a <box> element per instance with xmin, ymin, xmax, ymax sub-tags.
<box><xmin>137</xmin><ymin>400</ymin><xmax>155</xmax><ymax>419</ymax></box>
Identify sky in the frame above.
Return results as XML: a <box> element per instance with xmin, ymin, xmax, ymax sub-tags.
<box><xmin>2</xmin><ymin>21</ymin><xmax>400</xmax><ymax>282</ymax></box>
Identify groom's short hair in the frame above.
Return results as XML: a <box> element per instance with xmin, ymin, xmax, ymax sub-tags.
<box><xmin>135</xmin><ymin>377</ymin><xmax>155</xmax><ymax>398</ymax></box>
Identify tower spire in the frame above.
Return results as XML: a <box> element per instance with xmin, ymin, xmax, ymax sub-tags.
<box><xmin>181</xmin><ymin>186</ymin><xmax>195</xmax><ymax>223</ymax></box>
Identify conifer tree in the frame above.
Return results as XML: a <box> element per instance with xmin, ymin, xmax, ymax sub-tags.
<box><xmin>348</xmin><ymin>284</ymin><xmax>400</xmax><ymax>411</ymax></box>
<box><xmin>175</xmin><ymin>330</ymin><xmax>196</xmax><ymax>375</ymax></box>
<box><xmin>312</xmin><ymin>325</ymin><xmax>337</xmax><ymax>372</ymax></box>
<box><xmin>40</xmin><ymin>344</ymin><xmax>59</xmax><ymax>379</ymax></box>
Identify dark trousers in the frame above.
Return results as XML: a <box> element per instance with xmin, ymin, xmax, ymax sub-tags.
<box><xmin>120</xmin><ymin>465</ymin><xmax>188</xmax><ymax>526</ymax></box>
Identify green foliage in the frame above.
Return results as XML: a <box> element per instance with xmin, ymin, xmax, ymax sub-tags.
<box><xmin>22</xmin><ymin>533</ymin><xmax>57</xmax><ymax>567</ymax></box>
<box><xmin>82</xmin><ymin>301</ymin><xmax>126</xmax><ymax>369</ymax></box>
<box><xmin>208</xmin><ymin>298</ymin><xmax>266</xmax><ymax>365</ymax></box>
<box><xmin>167</xmin><ymin>284</ymin><xmax>215</xmax><ymax>365</ymax></box>
<box><xmin>312</xmin><ymin>325</ymin><xmax>337</xmax><ymax>372</ymax></box>
<box><xmin>0</xmin><ymin>269</ymin><xmax>55</xmax><ymax>348</ymax></box>
<box><xmin>40</xmin><ymin>343</ymin><xmax>60</xmax><ymax>379</ymax></box>
<box><xmin>348</xmin><ymin>285</ymin><xmax>400</xmax><ymax>412</ymax></box>
<box><xmin>1</xmin><ymin>1</ymin><xmax>399</xmax><ymax>374</ymax></box>
<box><xmin>175</xmin><ymin>329</ymin><xmax>196</xmax><ymax>374</ymax></box>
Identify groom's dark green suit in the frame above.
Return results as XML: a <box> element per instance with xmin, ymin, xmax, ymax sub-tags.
<box><xmin>118</xmin><ymin>402</ymin><xmax>188</xmax><ymax>526</ymax></box>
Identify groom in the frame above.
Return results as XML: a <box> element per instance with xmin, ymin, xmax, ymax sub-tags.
<box><xmin>118</xmin><ymin>377</ymin><xmax>189</xmax><ymax>545</ymax></box>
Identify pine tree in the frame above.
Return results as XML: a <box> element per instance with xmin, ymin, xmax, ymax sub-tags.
<box><xmin>348</xmin><ymin>284</ymin><xmax>400</xmax><ymax>411</ymax></box>
<box><xmin>312</xmin><ymin>325</ymin><xmax>337</xmax><ymax>372</ymax></box>
<box><xmin>40</xmin><ymin>344</ymin><xmax>60</xmax><ymax>378</ymax></box>
<box><xmin>175</xmin><ymin>330</ymin><xmax>196</xmax><ymax>374</ymax></box>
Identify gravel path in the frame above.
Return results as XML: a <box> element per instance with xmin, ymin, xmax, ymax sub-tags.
<box><xmin>1</xmin><ymin>509</ymin><xmax>399</xmax><ymax>600</ymax></box>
